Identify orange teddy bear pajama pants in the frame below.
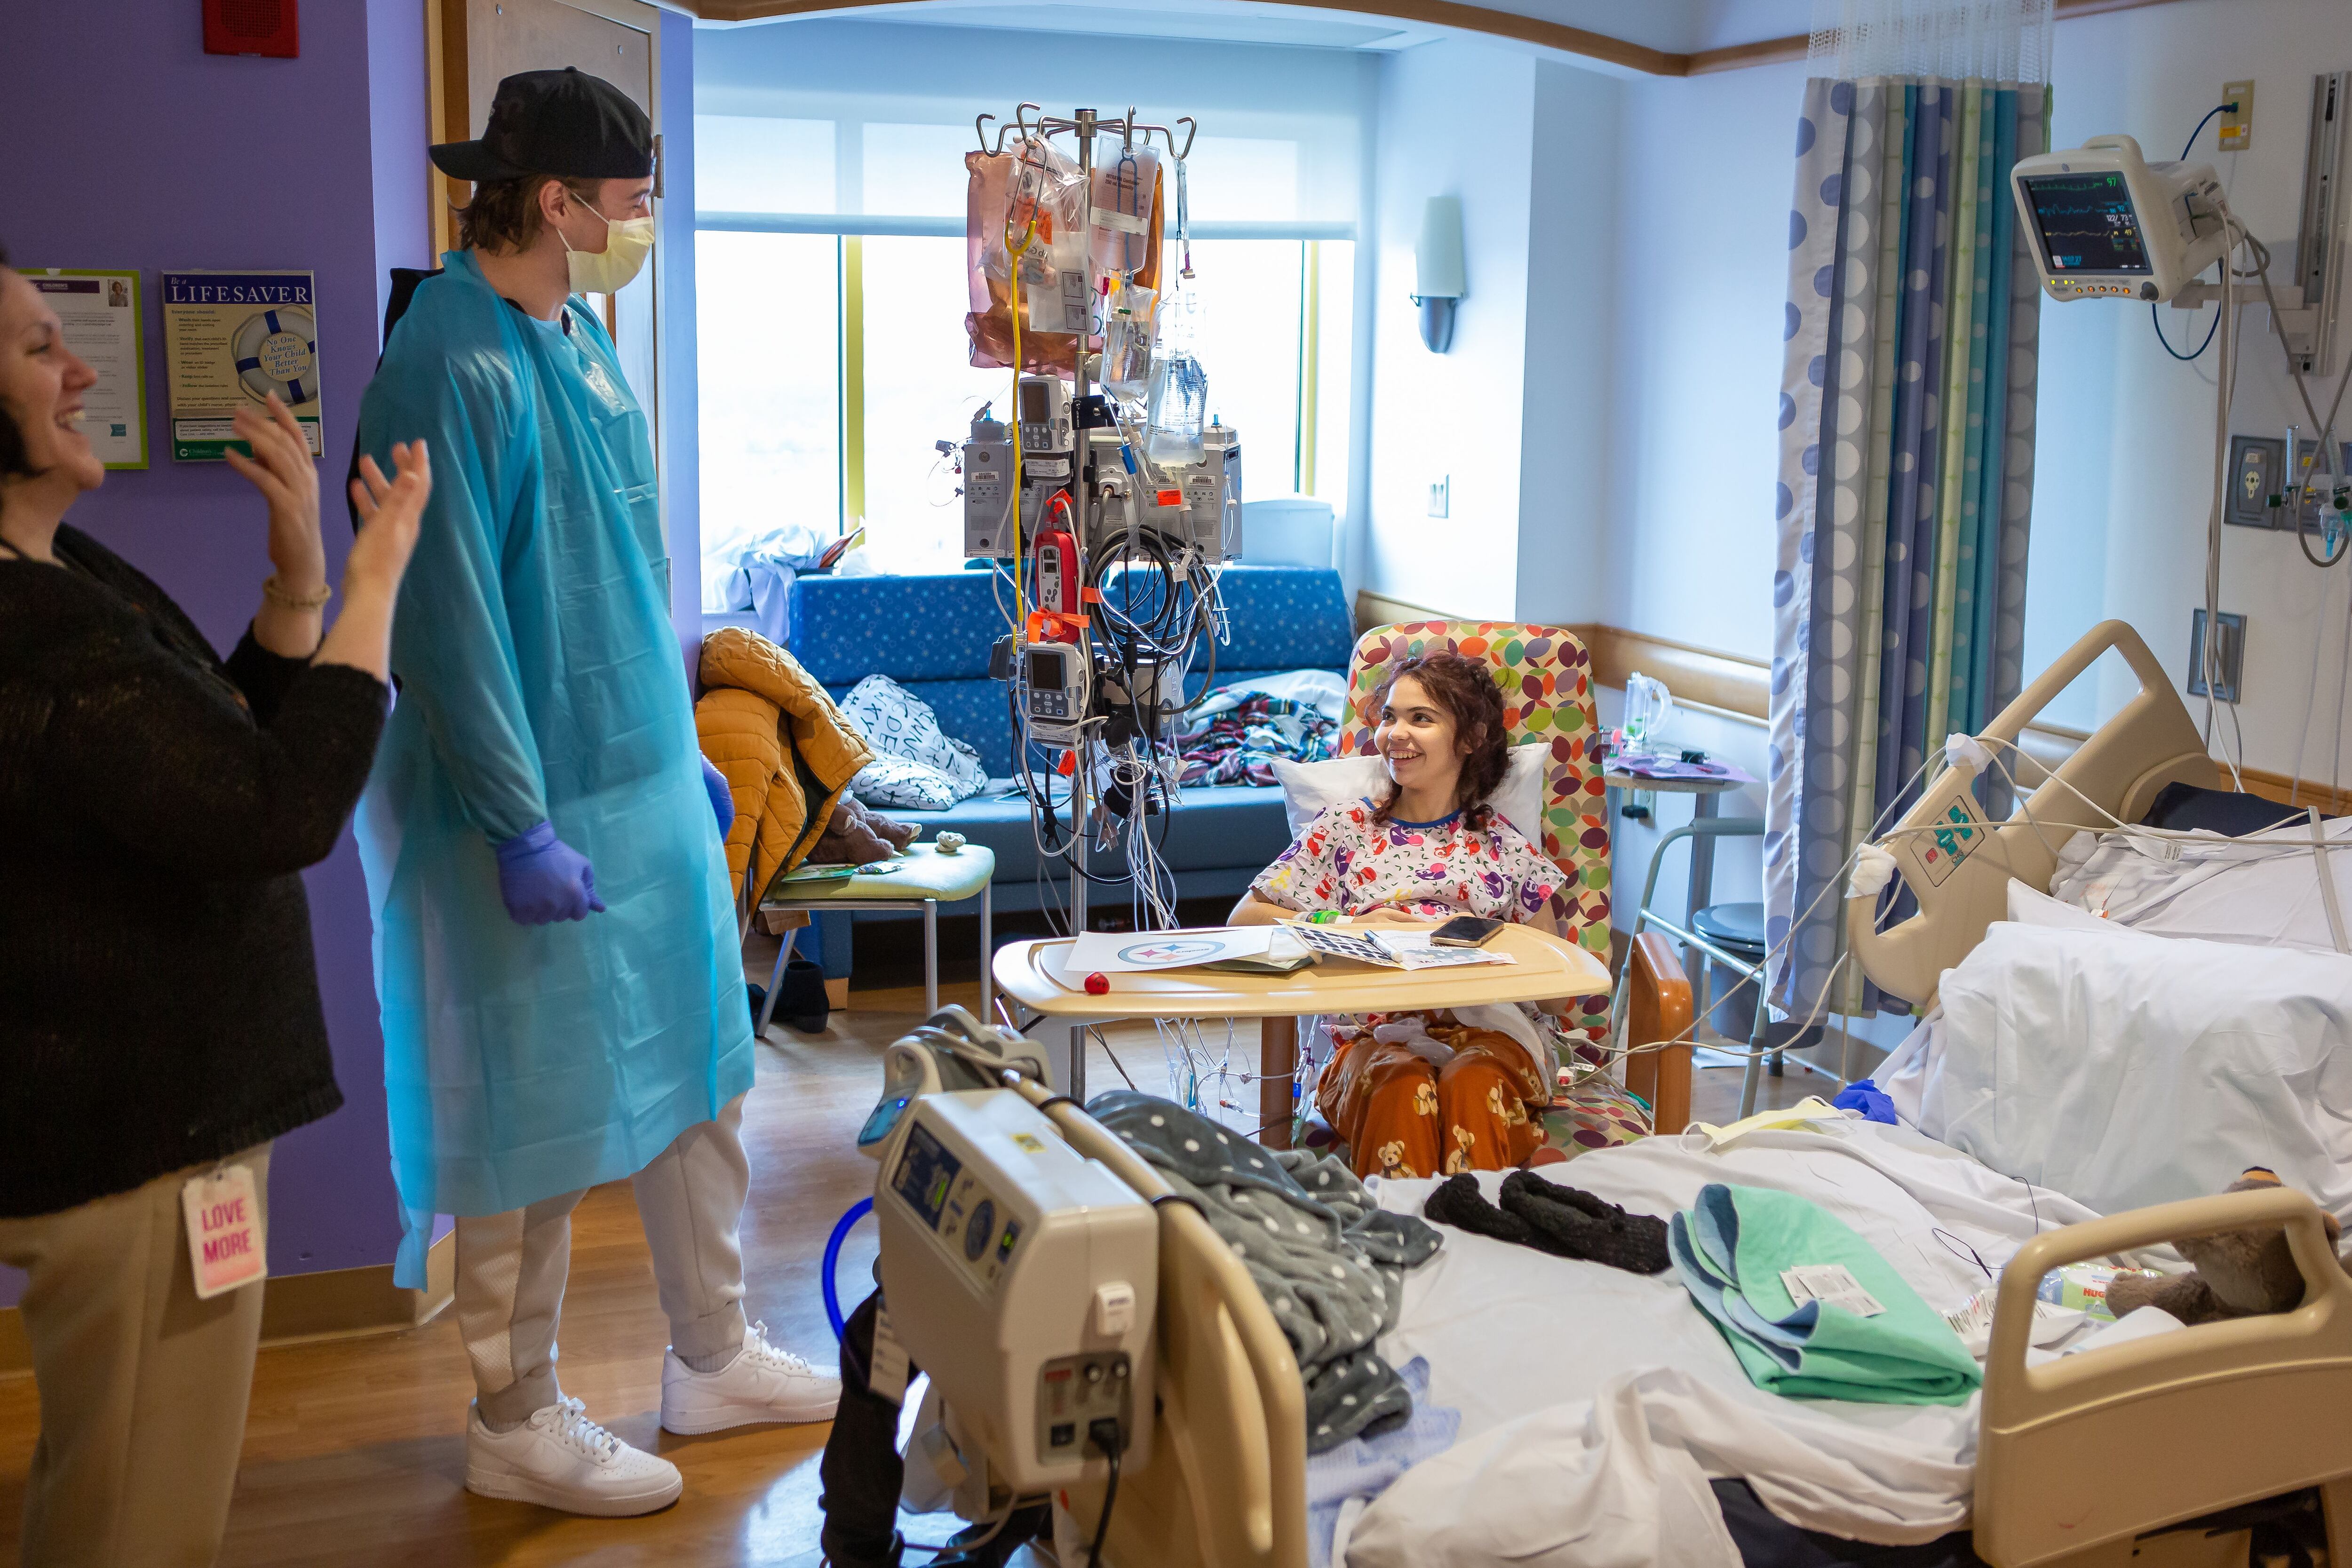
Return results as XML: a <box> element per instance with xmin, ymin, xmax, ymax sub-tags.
<box><xmin>1316</xmin><ymin>1023</ymin><xmax>1555</xmax><ymax>1179</ymax></box>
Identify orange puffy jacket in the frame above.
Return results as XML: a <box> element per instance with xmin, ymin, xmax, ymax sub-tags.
<box><xmin>694</xmin><ymin>629</ymin><xmax>872</xmax><ymax>905</ymax></box>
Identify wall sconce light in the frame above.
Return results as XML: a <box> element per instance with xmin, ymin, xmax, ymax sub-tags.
<box><xmin>1411</xmin><ymin>195</ymin><xmax>1464</xmax><ymax>353</ymax></box>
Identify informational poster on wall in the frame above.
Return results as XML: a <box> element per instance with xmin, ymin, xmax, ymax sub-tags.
<box><xmin>30</xmin><ymin>269</ymin><xmax>147</xmax><ymax>470</ymax></box>
<box><xmin>160</xmin><ymin>270</ymin><xmax>322</xmax><ymax>462</ymax></box>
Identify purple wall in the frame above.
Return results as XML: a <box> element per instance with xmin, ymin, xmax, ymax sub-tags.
<box><xmin>2</xmin><ymin>6</ymin><xmax>703</xmax><ymax>1310</ymax></box>
<box><xmin>1</xmin><ymin>0</ymin><xmax>431</xmax><ymax>1298</ymax></box>
<box><xmin>660</xmin><ymin>13</ymin><xmax>702</xmax><ymax>676</ymax></box>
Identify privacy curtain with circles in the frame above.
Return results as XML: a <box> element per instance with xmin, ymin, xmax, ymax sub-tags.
<box><xmin>1764</xmin><ymin>0</ymin><xmax>2052</xmax><ymax>1019</ymax></box>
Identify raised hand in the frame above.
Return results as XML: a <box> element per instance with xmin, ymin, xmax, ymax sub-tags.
<box><xmin>347</xmin><ymin>441</ymin><xmax>430</xmax><ymax>596</ymax></box>
<box><xmin>225</xmin><ymin>392</ymin><xmax>325</xmax><ymax>598</ymax></box>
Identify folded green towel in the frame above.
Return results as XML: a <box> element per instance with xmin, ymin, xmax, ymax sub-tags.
<box><xmin>1670</xmin><ymin>1183</ymin><xmax>1980</xmax><ymax>1406</ymax></box>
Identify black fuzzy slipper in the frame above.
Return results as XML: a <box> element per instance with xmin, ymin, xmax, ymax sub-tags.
<box><xmin>1422</xmin><ymin>1173</ymin><xmax>1541</xmax><ymax>1247</ymax></box>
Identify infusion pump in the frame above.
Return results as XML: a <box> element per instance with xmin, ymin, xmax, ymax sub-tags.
<box><xmin>875</xmin><ymin>1090</ymin><xmax>1157</xmax><ymax>1494</ymax></box>
<box><xmin>961</xmin><ymin>379</ymin><xmax>1241</xmax><ymax>561</ymax></box>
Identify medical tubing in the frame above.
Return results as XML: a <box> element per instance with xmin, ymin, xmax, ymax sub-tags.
<box><xmin>1604</xmin><ymin>742</ymin><xmax>1950</xmax><ymax>1070</ymax></box>
<box><xmin>820</xmin><ymin>1196</ymin><xmax>874</xmax><ymax>1341</ymax></box>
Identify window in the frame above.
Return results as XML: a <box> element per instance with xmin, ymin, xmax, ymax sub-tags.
<box><xmin>695</xmin><ymin>231</ymin><xmax>840</xmax><ymax>610</ymax></box>
<box><xmin>695</xmin><ymin>101</ymin><xmax>1359</xmax><ymax>604</ymax></box>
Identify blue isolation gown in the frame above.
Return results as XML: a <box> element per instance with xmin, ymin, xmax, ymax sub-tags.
<box><xmin>355</xmin><ymin>251</ymin><xmax>754</xmax><ymax>1287</ymax></box>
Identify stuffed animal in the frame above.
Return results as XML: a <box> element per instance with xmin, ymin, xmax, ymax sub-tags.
<box><xmin>2104</xmin><ymin>1168</ymin><xmax>2351</xmax><ymax>1326</ymax></box>
<box><xmin>811</xmin><ymin>794</ymin><xmax>918</xmax><ymax>866</ymax></box>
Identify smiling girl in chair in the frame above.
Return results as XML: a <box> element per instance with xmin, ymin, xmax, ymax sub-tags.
<box><xmin>1230</xmin><ymin>652</ymin><xmax>1571</xmax><ymax>1179</ymax></box>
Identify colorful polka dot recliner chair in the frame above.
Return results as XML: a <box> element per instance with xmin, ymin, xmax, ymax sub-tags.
<box><xmin>1327</xmin><ymin>619</ymin><xmax>1651</xmax><ymax>1155</ymax></box>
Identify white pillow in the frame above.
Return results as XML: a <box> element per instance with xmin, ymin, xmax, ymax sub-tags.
<box><xmin>1269</xmin><ymin>742</ymin><xmax>1550</xmax><ymax>843</ymax></box>
<box><xmin>851</xmin><ymin>754</ymin><xmax>977</xmax><ymax>812</ymax></box>
<box><xmin>842</xmin><ymin>673</ymin><xmax>987</xmax><ymax>796</ymax></box>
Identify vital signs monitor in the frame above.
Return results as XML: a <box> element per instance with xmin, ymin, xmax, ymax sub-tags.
<box><xmin>2010</xmin><ymin>134</ymin><xmax>2227</xmax><ymax>303</ymax></box>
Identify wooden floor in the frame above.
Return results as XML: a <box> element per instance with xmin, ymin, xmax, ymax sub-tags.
<box><xmin>0</xmin><ymin>954</ymin><xmax>1827</xmax><ymax>1567</ymax></box>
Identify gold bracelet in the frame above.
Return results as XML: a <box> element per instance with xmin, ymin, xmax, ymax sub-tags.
<box><xmin>262</xmin><ymin>574</ymin><xmax>333</xmax><ymax>611</ymax></box>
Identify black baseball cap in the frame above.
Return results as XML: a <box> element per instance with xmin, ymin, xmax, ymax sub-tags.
<box><xmin>429</xmin><ymin>67</ymin><xmax>652</xmax><ymax>183</ymax></box>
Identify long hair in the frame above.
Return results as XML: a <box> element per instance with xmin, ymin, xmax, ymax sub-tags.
<box><xmin>1369</xmin><ymin>652</ymin><xmax>1510</xmax><ymax>829</ymax></box>
<box><xmin>0</xmin><ymin>245</ymin><xmax>35</xmax><ymax>484</ymax></box>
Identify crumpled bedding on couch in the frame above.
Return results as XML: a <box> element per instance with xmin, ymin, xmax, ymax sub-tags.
<box><xmin>1176</xmin><ymin>690</ymin><xmax>1342</xmax><ymax>787</ymax></box>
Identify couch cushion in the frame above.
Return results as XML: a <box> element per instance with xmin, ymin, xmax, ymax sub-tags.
<box><xmin>1101</xmin><ymin>564</ymin><xmax>1353</xmax><ymax>675</ymax></box>
<box><xmin>792</xmin><ymin>565</ymin><xmax>1356</xmax><ymax>776</ymax></box>
<box><xmin>792</xmin><ymin>571</ymin><xmax>1005</xmax><ymax>685</ymax></box>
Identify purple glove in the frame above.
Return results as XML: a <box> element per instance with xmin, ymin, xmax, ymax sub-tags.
<box><xmin>700</xmin><ymin>755</ymin><xmax>736</xmax><ymax>836</ymax></box>
<box><xmin>493</xmin><ymin>821</ymin><xmax>606</xmax><ymax>924</ymax></box>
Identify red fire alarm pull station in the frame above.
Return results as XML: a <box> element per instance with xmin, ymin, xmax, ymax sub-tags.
<box><xmin>204</xmin><ymin>0</ymin><xmax>299</xmax><ymax>57</ymax></box>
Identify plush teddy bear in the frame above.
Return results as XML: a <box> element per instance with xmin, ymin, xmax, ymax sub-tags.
<box><xmin>2104</xmin><ymin>1168</ymin><xmax>2351</xmax><ymax>1326</ymax></box>
<box><xmin>811</xmin><ymin>794</ymin><xmax>918</xmax><ymax>866</ymax></box>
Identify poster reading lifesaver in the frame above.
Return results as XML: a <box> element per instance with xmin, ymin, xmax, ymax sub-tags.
<box><xmin>160</xmin><ymin>270</ymin><xmax>321</xmax><ymax>462</ymax></box>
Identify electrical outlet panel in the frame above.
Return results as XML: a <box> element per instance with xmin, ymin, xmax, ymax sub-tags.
<box><xmin>2220</xmin><ymin>80</ymin><xmax>2254</xmax><ymax>151</ymax></box>
<box><xmin>2188</xmin><ymin>608</ymin><xmax>2247</xmax><ymax>704</ymax></box>
<box><xmin>1427</xmin><ymin>476</ymin><xmax>1450</xmax><ymax>518</ymax></box>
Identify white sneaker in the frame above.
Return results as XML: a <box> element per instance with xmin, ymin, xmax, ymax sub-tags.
<box><xmin>660</xmin><ymin>1319</ymin><xmax>842</xmax><ymax>1433</ymax></box>
<box><xmin>465</xmin><ymin>1395</ymin><xmax>683</xmax><ymax>1517</ymax></box>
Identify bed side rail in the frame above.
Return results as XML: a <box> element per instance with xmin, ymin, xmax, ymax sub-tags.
<box><xmin>1847</xmin><ymin>620</ymin><xmax>2217</xmax><ymax>1005</ymax></box>
<box><xmin>1974</xmin><ymin>1186</ymin><xmax>2352</xmax><ymax>1568</ymax></box>
<box><xmin>1013</xmin><ymin>1078</ymin><xmax>1309</xmax><ymax>1568</ymax></box>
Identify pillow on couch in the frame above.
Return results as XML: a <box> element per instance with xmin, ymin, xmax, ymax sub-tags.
<box><xmin>850</xmin><ymin>754</ymin><xmax>981</xmax><ymax>812</ymax></box>
<box><xmin>1270</xmin><ymin>742</ymin><xmax>1550</xmax><ymax>843</ymax></box>
<box><xmin>842</xmin><ymin>673</ymin><xmax>987</xmax><ymax>810</ymax></box>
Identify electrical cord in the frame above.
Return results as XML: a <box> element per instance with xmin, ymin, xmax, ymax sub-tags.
<box><xmin>2151</xmin><ymin>104</ymin><xmax>2233</xmax><ymax>362</ymax></box>
<box><xmin>1080</xmin><ymin>1419</ymin><xmax>1125</xmax><ymax>1567</ymax></box>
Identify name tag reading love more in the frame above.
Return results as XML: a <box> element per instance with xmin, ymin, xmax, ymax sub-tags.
<box><xmin>181</xmin><ymin>1164</ymin><xmax>267</xmax><ymax>1300</ymax></box>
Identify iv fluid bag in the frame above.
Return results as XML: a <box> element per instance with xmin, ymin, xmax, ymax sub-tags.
<box><xmin>1101</xmin><ymin>284</ymin><xmax>1156</xmax><ymax>400</ymax></box>
<box><xmin>1145</xmin><ymin>349</ymin><xmax>1207</xmax><ymax>467</ymax></box>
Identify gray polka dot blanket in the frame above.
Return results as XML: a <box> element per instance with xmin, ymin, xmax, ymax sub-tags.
<box><xmin>1087</xmin><ymin>1090</ymin><xmax>1443</xmax><ymax>1451</ymax></box>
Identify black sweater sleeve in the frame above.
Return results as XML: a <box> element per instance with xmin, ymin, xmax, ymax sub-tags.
<box><xmin>223</xmin><ymin>625</ymin><xmax>314</xmax><ymax>727</ymax></box>
<box><xmin>41</xmin><ymin>648</ymin><xmax>390</xmax><ymax>880</ymax></box>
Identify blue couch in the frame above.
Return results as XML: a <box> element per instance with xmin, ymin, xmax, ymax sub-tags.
<box><xmin>783</xmin><ymin>564</ymin><xmax>1356</xmax><ymax>977</ymax></box>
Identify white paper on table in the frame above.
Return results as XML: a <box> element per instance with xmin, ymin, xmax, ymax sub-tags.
<box><xmin>1065</xmin><ymin>926</ymin><xmax>1282</xmax><ymax>973</ymax></box>
<box><xmin>1388</xmin><ymin>943</ymin><xmax>1517</xmax><ymax>971</ymax></box>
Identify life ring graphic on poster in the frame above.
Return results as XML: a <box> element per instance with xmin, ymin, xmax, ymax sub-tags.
<box><xmin>233</xmin><ymin>305</ymin><xmax>318</xmax><ymax>406</ymax></box>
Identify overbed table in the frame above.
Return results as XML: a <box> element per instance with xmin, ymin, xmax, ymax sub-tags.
<box><xmin>991</xmin><ymin>923</ymin><xmax>1614</xmax><ymax>1147</ymax></box>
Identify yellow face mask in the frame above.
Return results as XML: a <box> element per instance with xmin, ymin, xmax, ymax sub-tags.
<box><xmin>1680</xmin><ymin>1096</ymin><xmax>1849</xmax><ymax>1151</ymax></box>
<box><xmin>561</xmin><ymin>203</ymin><xmax>656</xmax><ymax>294</ymax></box>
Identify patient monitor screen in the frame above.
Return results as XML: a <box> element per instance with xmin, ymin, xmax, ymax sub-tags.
<box><xmin>1026</xmin><ymin>648</ymin><xmax>1068</xmax><ymax>689</ymax></box>
<box><xmin>2019</xmin><ymin>171</ymin><xmax>2151</xmax><ymax>274</ymax></box>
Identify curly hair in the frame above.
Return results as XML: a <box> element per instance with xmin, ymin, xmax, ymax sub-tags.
<box><xmin>455</xmin><ymin>173</ymin><xmax>599</xmax><ymax>255</ymax></box>
<box><xmin>1370</xmin><ymin>651</ymin><xmax>1511</xmax><ymax>828</ymax></box>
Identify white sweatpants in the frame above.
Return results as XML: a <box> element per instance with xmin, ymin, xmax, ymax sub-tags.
<box><xmin>455</xmin><ymin>1095</ymin><xmax>751</xmax><ymax>1427</ymax></box>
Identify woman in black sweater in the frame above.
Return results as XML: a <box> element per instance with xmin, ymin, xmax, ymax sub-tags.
<box><xmin>0</xmin><ymin>252</ymin><xmax>429</xmax><ymax>1567</ymax></box>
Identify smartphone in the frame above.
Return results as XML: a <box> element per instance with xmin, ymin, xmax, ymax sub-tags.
<box><xmin>1430</xmin><ymin>915</ymin><xmax>1506</xmax><ymax>948</ymax></box>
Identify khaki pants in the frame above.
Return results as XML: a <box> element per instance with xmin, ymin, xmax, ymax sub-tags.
<box><xmin>0</xmin><ymin>1146</ymin><xmax>273</xmax><ymax>1568</ymax></box>
<box><xmin>456</xmin><ymin>1097</ymin><xmax>750</xmax><ymax>1428</ymax></box>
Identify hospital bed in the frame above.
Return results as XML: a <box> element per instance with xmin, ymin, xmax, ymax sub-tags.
<box><xmin>1843</xmin><ymin>618</ymin><xmax>2221</xmax><ymax>1006</ymax></box>
<box><xmin>976</xmin><ymin>1055</ymin><xmax>2352</xmax><ymax>1568</ymax></box>
<box><xmin>880</xmin><ymin>621</ymin><xmax>2352</xmax><ymax>1568</ymax></box>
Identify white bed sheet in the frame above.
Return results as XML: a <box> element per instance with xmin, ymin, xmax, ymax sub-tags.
<box><xmin>1344</xmin><ymin>1122</ymin><xmax>2103</xmax><ymax>1568</ymax></box>
<box><xmin>2048</xmin><ymin>811</ymin><xmax>2352</xmax><ymax>952</ymax></box>
<box><xmin>1879</xmin><ymin>902</ymin><xmax>2352</xmax><ymax>1232</ymax></box>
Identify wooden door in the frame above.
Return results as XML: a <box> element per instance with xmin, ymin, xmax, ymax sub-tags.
<box><xmin>430</xmin><ymin>0</ymin><xmax>662</xmax><ymax>433</ymax></box>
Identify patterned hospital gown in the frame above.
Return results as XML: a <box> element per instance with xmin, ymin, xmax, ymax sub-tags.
<box><xmin>1251</xmin><ymin>800</ymin><xmax>1576</xmax><ymax>1177</ymax></box>
<box><xmin>1250</xmin><ymin>799</ymin><xmax>1565</xmax><ymax>922</ymax></box>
